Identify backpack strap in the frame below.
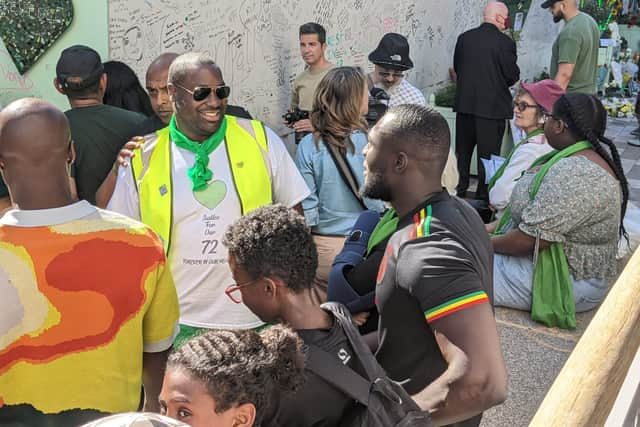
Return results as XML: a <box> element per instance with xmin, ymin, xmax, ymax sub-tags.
<box><xmin>305</xmin><ymin>343</ymin><xmax>372</xmax><ymax>406</ymax></box>
<box><xmin>321</xmin><ymin>302</ymin><xmax>388</xmax><ymax>381</ymax></box>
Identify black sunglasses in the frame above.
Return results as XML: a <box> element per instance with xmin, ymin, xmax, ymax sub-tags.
<box><xmin>512</xmin><ymin>100</ymin><xmax>539</xmax><ymax>112</ymax></box>
<box><xmin>174</xmin><ymin>84</ymin><xmax>231</xmax><ymax>102</ymax></box>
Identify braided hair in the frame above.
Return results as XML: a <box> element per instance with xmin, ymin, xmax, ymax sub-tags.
<box><xmin>553</xmin><ymin>93</ymin><xmax>628</xmax><ymax>240</ymax></box>
<box><xmin>167</xmin><ymin>325</ymin><xmax>305</xmax><ymax>426</ymax></box>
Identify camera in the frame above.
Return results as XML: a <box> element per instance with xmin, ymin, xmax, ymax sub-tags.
<box><xmin>282</xmin><ymin>108</ymin><xmax>309</xmax><ymax>125</ymax></box>
<box><xmin>365</xmin><ymin>87</ymin><xmax>390</xmax><ymax>127</ymax></box>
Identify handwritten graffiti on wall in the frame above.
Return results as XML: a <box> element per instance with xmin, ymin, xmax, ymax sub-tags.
<box><xmin>108</xmin><ymin>0</ymin><xmax>557</xmax><ymax>131</ymax></box>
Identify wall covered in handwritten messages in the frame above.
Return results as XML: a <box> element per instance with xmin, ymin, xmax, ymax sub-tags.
<box><xmin>109</xmin><ymin>0</ymin><xmax>487</xmax><ymax>133</ymax></box>
<box><xmin>109</xmin><ymin>0</ymin><xmax>559</xmax><ymax>134</ymax></box>
<box><xmin>0</xmin><ymin>0</ymin><xmax>108</xmax><ymax>111</ymax></box>
<box><xmin>0</xmin><ymin>0</ymin><xmax>559</xmax><ymax>120</ymax></box>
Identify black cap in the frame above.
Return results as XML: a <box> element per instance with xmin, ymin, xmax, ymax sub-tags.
<box><xmin>368</xmin><ymin>33</ymin><xmax>414</xmax><ymax>71</ymax></box>
<box><xmin>541</xmin><ymin>0</ymin><xmax>562</xmax><ymax>8</ymax></box>
<box><xmin>56</xmin><ymin>45</ymin><xmax>104</xmax><ymax>91</ymax></box>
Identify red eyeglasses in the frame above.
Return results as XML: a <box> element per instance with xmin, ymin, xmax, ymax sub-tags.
<box><xmin>225</xmin><ymin>278</ymin><xmax>261</xmax><ymax>304</ymax></box>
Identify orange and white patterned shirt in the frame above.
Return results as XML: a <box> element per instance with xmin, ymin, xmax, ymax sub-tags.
<box><xmin>0</xmin><ymin>201</ymin><xmax>179</xmax><ymax>425</ymax></box>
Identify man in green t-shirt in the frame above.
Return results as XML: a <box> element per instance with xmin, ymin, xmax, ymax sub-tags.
<box><xmin>53</xmin><ymin>45</ymin><xmax>148</xmax><ymax>204</ymax></box>
<box><xmin>543</xmin><ymin>0</ymin><xmax>599</xmax><ymax>94</ymax></box>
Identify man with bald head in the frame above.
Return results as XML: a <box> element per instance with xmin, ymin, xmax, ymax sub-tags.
<box><xmin>453</xmin><ymin>1</ymin><xmax>519</xmax><ymax>204</ymax></box>
<box><xmin>144</xmin><ymin>52</ymin><xmax>180</xmax><ymax>130</ymax></box>
<box><xmin>362</xmin><ymin>104</ymin><xmax>506</xmax><ymax>426</ymax></box>
<box><xmin>108</xmin><ymin>52</ymin><xmax>309</xmax><ymax>343</ymax></box>
<box><xmin>0</xmin><ymin>99</ymin><xmax>179</xmax><ymax>426</ymax></box>
<box><xmin>144</xmin><ymin>52</ymin><xmax>251</xmax><ymax>132</ymax></box>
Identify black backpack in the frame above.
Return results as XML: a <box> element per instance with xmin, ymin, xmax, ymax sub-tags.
<box><xmin>306</xmin><ymin>302</ymin><xmax>434</xmax><ymax>427</ymax></box>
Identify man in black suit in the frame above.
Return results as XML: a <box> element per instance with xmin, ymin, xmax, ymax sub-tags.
<box><xmin>453</xmin><ymin>1</ymin><xmax>519</xmax><ymax>202</ymax></box>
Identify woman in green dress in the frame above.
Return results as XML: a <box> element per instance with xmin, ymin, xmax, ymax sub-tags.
<box><xmin>491</xmin><ymin>93</ymin><xmax>629</xmax><ymax>322</ymax></box>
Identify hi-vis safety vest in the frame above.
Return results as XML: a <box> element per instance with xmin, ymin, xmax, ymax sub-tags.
<box><xmin>131</xmin><ymin>115</ymin><xmax>272</xmax><ymax>254</ymax></box>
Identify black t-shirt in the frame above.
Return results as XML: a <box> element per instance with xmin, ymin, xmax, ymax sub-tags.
<box><xmin>226</xmin><ymin>104</ymin><xmax>252</xmax><ymax>119</ymax></box>
<box><xmin>66</xmin><ymin>104</ymin><xmax>148</xmax><ymax>204</ymax></box>
<box><xmin>344</xmin><ymin>235</ymin><xmax>391</xmax><ymax>334</ymax></box>
<box><xmin>274</xmin><ymin>312</ymin><xmax>363</xmax><ymax>427</ymax></box>
<box><xmin>0</xmin><ymin>403</ymin><xmax>107</xmax><ymax>427</ymax></box>
<box><xmin>139</xmin><ymin>114</ymin><xmax>167</xmax><ymax>135</ymax></box>
<box><xmin>375</xmin><ymin>191</ymin><xmax>493</xmax><ymax>395</ymax></box>
<box><xmin>0</xmin><ymin>175</ymin><xmax>8</xmax><ymax>198</ymax></box>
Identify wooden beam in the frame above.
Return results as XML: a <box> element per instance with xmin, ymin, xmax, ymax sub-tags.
<box><xmin>530</xmin><ymin>247</ymin><xmax>640</xmax><ymax>426</ymax></box>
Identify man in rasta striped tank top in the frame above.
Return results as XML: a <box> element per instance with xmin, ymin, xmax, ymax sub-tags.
<box><xmin>361</xmin><ymin>105</ymin><xmax>506</xmax><ymax>427</ymax></box>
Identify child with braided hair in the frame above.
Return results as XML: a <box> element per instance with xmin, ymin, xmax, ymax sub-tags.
<box><xmin>491</xmin><ymin>93</ymin><xmax>627</xmax><ymax>325</ymax></box>
<box><xmin>158</xmin><ymin>325</ymin><xmax>305</xmax><ymax>427</ymax></box>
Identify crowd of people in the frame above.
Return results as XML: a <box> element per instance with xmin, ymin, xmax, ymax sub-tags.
<box><xmin>0</xmin><ymin>1</ymin><xmax>631</xmax><ymax>426</ymax></box>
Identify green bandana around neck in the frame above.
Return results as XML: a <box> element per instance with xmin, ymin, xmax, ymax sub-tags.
<box><xmin>367</xmin><ymin>209</ymin><xmax>399</xmax><ymax>255</ymax></box>
<box><xmin>169</xmin><ymin>115</ymin><xmax>228</xmax><ymax>191</ymax></box>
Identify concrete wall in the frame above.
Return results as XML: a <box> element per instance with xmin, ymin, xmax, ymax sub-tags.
<box><xmin>516</xmin><ymin>0</ymin><xmax>562</xmax><ymax>81</ymax></box>
<box><xmin>620</xmin><ymin>26</ymin><xmax>640</xmax><ymax>54</ymax></box>
<box><xmin>0</xmin><ymin>0</ymin><xmax>558</xmax><ymax>113</ymax></box>
<box><xmin>0</xmin><ymin>0</ymin><xmax>108</xmax><ymax>111</ymax></box>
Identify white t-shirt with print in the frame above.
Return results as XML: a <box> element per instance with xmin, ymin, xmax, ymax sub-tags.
<box><xmin>108</xmin><ymin>126</ymin><xmax>310</xmax><ymax>329</ymax></box>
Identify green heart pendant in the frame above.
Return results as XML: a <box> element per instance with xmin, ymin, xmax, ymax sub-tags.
<box><xmin>193</xmin><ymin>180</ymin><xmax>227</xmax><ymax>210</ymax></box>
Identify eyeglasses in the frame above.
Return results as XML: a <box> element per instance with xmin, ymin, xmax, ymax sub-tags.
<box><xmin>513</xmin><ymin>100</ymin><xmax>539</xmax><ymax>112</ymax></box>
<box><xmin>225</xmin><ymin>278</ymin><xmax>260</xmax><ymax>304</ymax></box>
<box><xmin>542</xmin><ymin>113</ymin><xmax>569</xmax><ymax>129</ymax></box>
<box><xmin>377</xmin><ymin>71</ymin><xmax>405</xmax><ymax>79</ymax></box>
<box><xmin>174</xmin><ymin>84</ymin><xmax>231</xmax><ymax>102</ymax></box>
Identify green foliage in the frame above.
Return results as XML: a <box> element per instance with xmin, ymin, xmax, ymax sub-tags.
<box><xmin>580</xmin><ymin>0</ymin><xmax>611</xmax><ymax>31</ymax></box>
<box><xmin>434</xmin><ymin>83</ymin><xmax>457</xmax><ymax>108</ymax></box>
<box><xmin>0</xmin><ymin>0</ymin><xmax>74</xmax><ymax>74</ymax></box>
<box><xmin>533</xmin><ymin>68</ymin><xmax>551</xmax><ymax>82</ymax></box>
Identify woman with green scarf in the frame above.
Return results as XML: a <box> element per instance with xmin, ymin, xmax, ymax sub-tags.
<box><xmin>487</xmin><ymin>80</ymin><xmax>564</xmax><ymax>221</ymax></box>
<box><xmin>491</xmin><ymin>93</ymin><xmax>629</xmax><ymax>327</ymax></box>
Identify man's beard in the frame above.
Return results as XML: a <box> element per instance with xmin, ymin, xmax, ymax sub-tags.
<box><xmin>361</xmin><ymin>170</ymin><xmax>392</xmax><ymax>202</ymax></box>
<box><xmin>553</xmin><ymin>11</ymin><xmax>564</xmax><ymax>23</ymax></box>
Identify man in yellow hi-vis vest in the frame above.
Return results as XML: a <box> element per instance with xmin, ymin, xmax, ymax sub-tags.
<box><xmin>108</xmin><ymin>53</ymin><xmax>310</xmax><ymax>344</ymax></box>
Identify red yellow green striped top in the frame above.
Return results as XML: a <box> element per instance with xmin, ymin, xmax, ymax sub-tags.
<box><xmin>409</xmin><ymin>205</ymin><xmax>432</xmax><ymax>240</ymax></box>
<box><xmin>424</xmin><ymin>290</ymin><xmax>490</xmax><ymax>323</ymax></box>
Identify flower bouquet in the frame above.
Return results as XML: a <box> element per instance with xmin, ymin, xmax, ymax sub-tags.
<box><xmin>601</xmin><ymin>97</ymin><xmax>635</xmax><ymax>118</ymax></box>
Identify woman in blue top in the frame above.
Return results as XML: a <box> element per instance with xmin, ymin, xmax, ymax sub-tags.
<box><xmin>295</xmin><ymin>66</ymin><xmax>384</xmax><ymax>302</ymax></box>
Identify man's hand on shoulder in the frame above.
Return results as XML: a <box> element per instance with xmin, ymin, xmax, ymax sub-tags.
<box><xmin>115</xmin><ymin>137</ymin><xmax>144</xmax><ymax>170</ymax></box>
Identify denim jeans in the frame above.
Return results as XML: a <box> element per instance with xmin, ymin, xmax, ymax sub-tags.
<box><xmin>493</xmin><ymin>253</ymin><xmax>609</xmax><ymax>313</ymax></box>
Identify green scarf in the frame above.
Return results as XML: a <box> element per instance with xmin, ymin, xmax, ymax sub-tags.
<box><xmin>367</xmin><ymin>209</ymin><xmax>399</xmax><ymax>256</ymax></box>
<box><xmin>169</xmin><ymin>115</ymin><xmax>228</xmax><ymax>191</ymax></box>
<box><xmin>488</xmin><ymin>128</ymin><xmax>544</xmax><ymax>191</ymax></box>
<box><xmin>493</xmin><ymin>147</ymin><xmax>558</xmax><ymax>236</ymax></box>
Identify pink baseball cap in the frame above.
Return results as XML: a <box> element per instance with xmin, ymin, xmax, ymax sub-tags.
<box><xmin>520</xmin><ymin>79</ymin><xmax>565</xmax><ymax>113</ymax></box>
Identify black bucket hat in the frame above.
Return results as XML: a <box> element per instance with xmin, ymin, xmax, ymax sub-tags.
<box><xmin>368</xmin><ymin>33</ymin><xmax>414</xmax><ymax>71</ymax></box>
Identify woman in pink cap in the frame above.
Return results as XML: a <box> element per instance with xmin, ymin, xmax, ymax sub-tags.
<box><xmin>487</xmin><ymin>79</ymin><xmax>565</xmax><ymax>220</ymax></box>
